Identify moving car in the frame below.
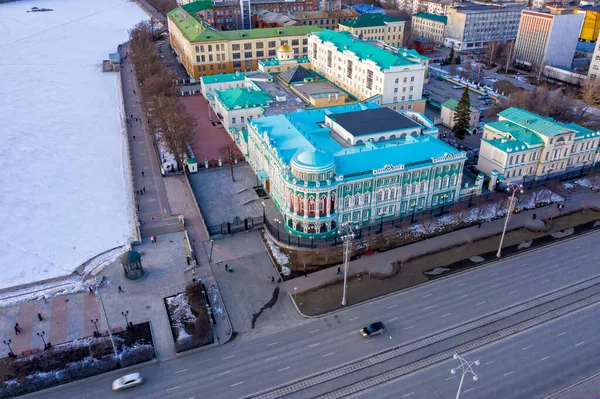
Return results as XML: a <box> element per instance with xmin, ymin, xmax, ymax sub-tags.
<box><xmin>360</xmin><ymin>322</ymin><xmax>385</xmax><ymax>337</ymax></box>
<box><xmin>112</xmin><ymin>373</ymin><xmax>143</xmax><ymax>391</ymax></box>
<box><xmin>453</xmin><ymin>85</ymin><xmax>463</xmax><ymax>89</ymax></box>
<box><xmin>478</xmin><ymin>94</ymin><xmax>489</xmax><ymax>100</ymax></box>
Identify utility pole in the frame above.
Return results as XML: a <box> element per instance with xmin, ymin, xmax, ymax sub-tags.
<box><xmin>338</xmin><ymin>222</ymin><xmax>355</xmax><ymax>306</ymax></box>
<box><xmin>95</xmin><ymin>277</ymin><xmax>118</xmax><ymax>359</ymax></box>
<box><xmin>496</xmin><ymin>183</ymin><xmax>523</xmax><ymax>258</ymax></box>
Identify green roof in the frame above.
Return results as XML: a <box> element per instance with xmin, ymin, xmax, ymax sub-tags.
<box><xmin>560</xmin><ymin>122</ymin><xmax>598</xmax><ymax>140</ymax></box>
<box><xmin>215</xmin><ymin>88</ymin><xmax>272</xmax><ymax>110</ymax></box>
<box><xmin>181</xmin><ymin>0</ymin><xmax>213</xmax><ymax>13</ymax></box>
<box><xmin>482</xmin><ymin>138</ymin><xmax>531</xmax><ymax>153</ymax></box>
<box><xmin>441</xmin><ymin>98</ymin><xmax>478</xmax><ymax>112</ymax></box>
<box><xmin>259</xmin><ymin>57</ymin><xmax>310</xmax><ymax>67</ymax></box>
<box><xmin>485</xmin><ymin>120</ymin><xmax>544</xmax><ymax>146</ymax></box>
<box><xmin>413</xmin><ymin>12</ymin><xmax>448</xmax><ymax>24</ymax></box>
<box><xmin>313</xmin><ymin>30</ymin><xmax>420</xmax><ymax>69</ymax></box>
<box><xmin>201</xmin><ymin>72</ymin><xmax>247</xmax><ymax>85</ymax></box>
<box><xmin>497</xmin><ymin>107</ymin><xmax>573</xmax><ymax>138</ymax></box>
<box><xmin>168</xmin><ymin>6</ymin><xmax>322</xmax><ymax>43</ymax></box>
<box><xmin>339</xmin><ymin>13</ymin><xmax>404</xmax><ymax>28</ymax></box>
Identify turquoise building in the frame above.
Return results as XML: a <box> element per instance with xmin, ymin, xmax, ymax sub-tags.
<box><xmin>245</xmin><ymin>102</ymin><xmax>468</xmax><ymax>238</ymax></box>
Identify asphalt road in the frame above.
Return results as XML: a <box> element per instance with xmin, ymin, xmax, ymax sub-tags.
<box><xmin>28</xmin><ymin>231</ymin><xmax>600</xmax><ymax>399</ymax></box>
<box><xmin>360</xmin><ymin>301</ymin><xmax>600</xmax><ymax>399</ymax></box>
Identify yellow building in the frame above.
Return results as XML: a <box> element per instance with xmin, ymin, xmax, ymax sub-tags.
<box><xmin>258</xmin><ymin>43</ymin><xmax>311</xmax><ymax>73</ymax></box>
<box><xmin>167</xmin><ymin>5</ymin><xmax>321</xmax><ymax>79</ymax></box>
<box><xmin>578</xmin><ymin>8</ymin><xmax>600</xmax><ymax>42</ymax></box>
<box><xmin>338</xmin><ymin>13</ymin><xmax>406</xmax><ymax>48</ymax></box>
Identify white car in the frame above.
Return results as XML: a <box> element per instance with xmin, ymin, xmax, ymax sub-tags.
<box><xmin>112</xmin><ymin>373</ymin><xmax>143</xmax><ymax>391</ymax></box>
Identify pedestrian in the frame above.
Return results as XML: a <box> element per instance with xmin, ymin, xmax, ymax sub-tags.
<box><xmin>478</xmin><ymin>222</ymin><xmax>482</xmax><ymax>229</ymax></box>
<box><xmin>556</xmin><ymin>202</ymin><xmax>560</xmax><ymax>209</ymax></box>
<box><xmin>337</xmin><ymin>267</ymin><xmax>342</xmax><ymax>275</ymax></box>
<box><xmin>225</xmin><ymin>264</ymin><xmax>229</xmax><ymax>272</ymax></box>
<box><xmin>133</xmin><ymin>135</ymin><xmax>136</xmax><ymax>140</ymax></box>
<box><xmin>130</xmin><ymin>114</ymin><xmax>133</xmax><ymax>119</ymax></box>
<box><xmin>141</xmin><ymin>171</ymin><xmax>145</xmax><ymax>177</ymax></box>
<box><xmin>271</xmin><ymin>276</ymin><xmax>275</xmax><ymax>283</ymax></box>
<box><xmin>38</xmin><ymin>312</ymin><xmax>43</xmax><ymax>321</ymax></box>
<box><xmin>153</xmin><ymin>235</ymin><xmax>157</xmax><ymax>243</ymax></box>
<box><xmin>14</xmin><ymin>326</ymin><xmax>19</xmax><ymax>335</ymax></box>
<box><xmin>304</xmin><ymin>269</ymin><xmax>308</xmax><ymax>278</ymax></box>
<box><xmin>16</xmin><ymin>325</ymin><xmax>22</xmax><ymax>334</ymax></box>
<box><xmin>118</xmin><ymin>285</ymin><xmax>124</xmax><ymax>293</ymax></box>
<box><xmin>143</xmin><ymin>186</ymin><xmax>146</xmax><ymax>194</ymax></box>
<box><xmin>133</xmin><ymin>89</ymin><xmax>136</xmax><ymax>94</ymax></box>
<box><xmin>533</xmin><ymin>213</ymin><xmax>537</xmax><ymax>220</ymax></box>
<box><xmin>137</xmin><ymin>204</ymin><xmax>140</xmax><ymax>211</ymax></box>
<box><xmin>89</xmin><ymin>286</ymin><xmax>94</xmax><ymax>295</ymax></box>
<box><xmin>42</xmin><ymin>295</ymin><xmax>48</xmax><ymax>304</ymax></box>
<box><xmin>135</xmin><ymin>117</ymin><xmax>138</xmax><ymax>122</ymax></box>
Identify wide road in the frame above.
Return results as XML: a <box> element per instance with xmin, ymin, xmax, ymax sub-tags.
<box><xmin>360</xmin><ymin>301</ymin><xmax>600</xmax><ymax>399</ymax></box>
<box><xmin>29</xmin><ymin>231</ymin><xmax>600</xmax><ymax>399</ymax></box>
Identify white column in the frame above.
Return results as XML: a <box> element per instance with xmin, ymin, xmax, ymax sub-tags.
<box><xmin>315</xmin><ymin>193</ymin><xmax>320</xmax><ymax>219</ymax></box>
<box><xmin>326</xmin><ymin>192</ymin><xmax>331</xmax><ymax>217</ymax></box>
<box><xmin>304</xmin><ymin>194</ymin><xmax>308</xmax><ymax>218</ymax></box>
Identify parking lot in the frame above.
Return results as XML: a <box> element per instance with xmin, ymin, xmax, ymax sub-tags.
<box><xmin>424</xmin><ymin>77</ymin><xmax>495</xmax><ymax>121</ymax></box>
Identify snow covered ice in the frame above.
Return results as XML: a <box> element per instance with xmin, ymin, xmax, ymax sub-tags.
<box><xmin>0</xmin><ymin>0</ymin><xmax>147</xmax><ymax>290</ymax></box>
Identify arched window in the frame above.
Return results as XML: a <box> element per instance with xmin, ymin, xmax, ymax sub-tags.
<box><xmin>330</xmin><ymin>192</ymin><xmax>336</xmax><ymax>213</ymax></box>
<box><xmin>412</xmin><ymin>182</ymin><xmax>418</xmax><ymax>194</ymax></box>
<box><xmin>450</xmin><ymin>174</ymin><xmax>457</xmax><ymax>186</ymax></box>
<box><xmin>384</xmin><ymin>189</ymin><xmax>390</xmax><ymax>200</ymax></box>
<box><xmin>320</xmin><ymin>195</ymin><xmax>327</xmax><ymax>214</ymax></box>
<box><xmin>376</xmin><ymin>190</ymin><xmax>383</xmax><ymax>201</ymax></box>
<box><xmin>356</xmin><ymin>140</ymin><xmax>364</xmax><ymax>145</ymax></box>
<box><xmin>390</xmin><ymin>135</ymin><xmax>397</xmax><ymax>139</ymax></box>
<box><xmin>289</xmin><ymin>191</ymin><xmax>294</xmax><ymax>210</ymax></box>
<box><xmin>354</xmin><ymin>194</ymin><xmax>360</xmax><ymax>206</ymax></box>
<box><xmin>363</xmin><ymin>192</ymin><xmax>370</xmax><ymax>204</ymax></box>
<box><xmin>443</xmin><ymin>176</ymin><xmax>449</xmax><ymax>188</ymax></box>
<box><xmin>297</xmin><ymin>195</ymin><xmax>304</xmax><ymax>212</ymax></box>
<box><xmin>344</xmin><ymin>196</ymin><xmax>350</xmax><ymax>208</ymax></box>
<box><xmin>378</xmin><ymin>136</ymin><xmax>386</xmax><ymax>141</ymax></box>
<box><xmin>402</xmin><ymin>185</ymin><xmax>409</xmax><ymax>195</ymax></box>
<box><xmin>435</xmin><ymin>177</ymin><xmax>442</xmax><ymax>189</ymax></box>
<box><xmin>420</xmin><ymin>181</ymin><xmax>427</xmax><ymax>192</ymax></box>
<box><xmin>308</xmin><ymin>197</ymin><xmax>315</xmax><ymax>214</ymax></box>
<box><xmin>390</xmin><ymin>188</ymin><xmax>396</xmax><ymax>199</ymax></box>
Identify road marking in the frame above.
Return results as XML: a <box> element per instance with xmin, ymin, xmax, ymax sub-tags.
<box><xmin>323</xmin><ymin>352</ymin><xmax>335</xmax><ymax>358</ymax></box>
<box><xmin>267</xmin><ymin>342</ymin><xmax>279</xmax><ymax>347</ymax></box>
<box><xmin>424</xmin><ymin>305</ymin><xmax>435</xmax><ymax>310</ymax></box>
<box><xmin>423</xmin><ymin>294</ymin><xmax>432</xmax><ymax>298</ymax></box>
<box><xmin>523</xmin><ymin>273</ymin><xmax>531</xmax><ymax>277</ymax></box>
<box><xmin>175</xmin><ymin>369</ymin><xmax>188</xmax><ymax>374</ymax></box>
<box><xmin>389</xmin><ymin>317</ymin><xmax>399</xmax><ymax>322</ymax></box>
<box><xmin>404</xmin><ymin>325</ymin><xmax>415</xmax><ymax>330</ymax></box>
<box><xmin>464</xmin><ymin>388</ymin><xmax>474</xmax><ymax>394</ymax></box>
<box><xmin>459</xmin><ymin>294</ymin><xmax>469</xmax><ymax>299</ymax></box>
<box><xmin>490</xmin><ymin>272</ymin><xmax>498</xmax><ymax>276</ymax></box>
<box><xmin>540</xmin><ymin>279</ymin><xmax>549</xmax><ymax>284</ymax></box>
<box><xmin>491</xmin><ymin>284</ymin><xmax>501</xmax><ymax>288</ymax></box>
<box><xmin>457</xmin><ymin>283</ymin><xmax>465</xmax><ymax>287</ymax></box>
<box><xmin>349</xmin><ymin>317</ymin><xmax>359</xmax><ymax>321</ymax></box>
<box><xmin>364</xmin><ymin>339</ymin><xmax>375</xmax><ymax>343</ymax></box>
<box><xmin>504</xmin><ymin>371</ymin><xmax>515</xmax><ymax>377</ymax></box>
<box><xmin>402</xmin><ymin>393</ymin><xmax>415</xmax><ymax>397</ymax></box>
<box><xmin>550</xmin><ymin>265</ymin><xmax>559</xmax><ymax>269</ymax></box>
<box><xmin>309</xmin><ymin>343</ymin><xmax>320</xmax><ymax>348</ymax></box>
<box><xmin>541</xmin><ymin>356</ymin><xmax>550</xmax><ymax>361</ymax></box>
<box><xmin>576</xmin><ymin>341</ymin><xmax>585</xmax><ymax>347</ymax></box>
<box><xmin>349</xmin><ymin>331</ymin><xmax>357</xmax><ymax>335</ymax></box>
<box><xmin>278</xmin><ymin>367</ymin><xmax>291</xmax><ymax>372</ymax></box>
<box><xmin>509</xmin><ymin>290</ymin><xmax>518</xmax><ymax>295</ymax></box>
<box><xmin>265</xmin><ymin>356</ymin><xmax>278</xmax><ymax>361</ymax></box>
<box><xmin>476</xmin><ymin>301</ymin><xmax>486</xmax><ymax>306</ymax></box>
<box><xmin>446</xmin><ymin>376</ymin><xmax>456</xmax><ymax>381</ymax></box>
<box><xmin>523</xmin><ymin>345</ymin><xmax>532</xmax><ymax>351</ymax></box>
<box><xmin>231</xmin><ymin>382</ymin><xmax>244</xmax><ymax>387</ymax></box>
<box><xmin>218</xmin><ymin>371</ymin><xmax>232</xmax><ymax>376</ymax></box>
<box><xmin>485</xmin><ymin>360</ymin><xmax>496</xmax><ymax>365</ymax></box>
<box><xmin>557</xmin><ymin>332</ymin><xmax>566</xmax><ymax>337</ymax></box>
<box><xmin>309</xmin><ymin>329</ymin><xmax>320</xmax><ymax>334</ymax></box>
<box><xmin>441</xmin><ymin>313</ymin><xmax>451</xmax><ymax>318</ymax></box>
<box><xmin>166</xmin><ymin>386</ymin><xmax>180</xmax><ymax>391</ymax></box>
<box><xmin>387</xmin><ymin>304</ymin><xmax>398</xmax><ymax>309</ymax></box>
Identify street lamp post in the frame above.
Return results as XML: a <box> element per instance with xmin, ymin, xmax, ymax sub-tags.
<box><xmin>3</xmin><ymin>339</ymin><xmax>15</xmax><ymax>357</ymax></box>
<box><xmin>440</xmin><ymin>194</ymin><xmax>449</xmax><ymax>214</ymax></box>
<box><xmin>274</xmin><ymin>218</ymin><xmax>282</xmax><ymax>241</ymax></box>
<box><xmin>262</xmin><ymin>201</ymin><xmax>266</xmax><ymax>224</ymax></box>
<box><xmin>209</xmin><ymin>239</ymin><xmax>215</xmax><ymax>263</ymax></box>
<box><xmin>338</xmin><ymin>222</ymin><xmax>355</xmax><ymax>306</ymax></box>
<box><xmin>410</xmin><ymin>204</ymin><xmax>417</xmax><ymax>223</ymax></box>
<box><xmin>37</xmin><ymin>331</ymin><xmax>49</xmax><ymax>350</ymax></box>
<box><xmin>496</xmin><ymin>183</ymin><xmax>523</xmax><ymax>258</ymax></box>
<box><xmin>451</xmin><ymin>353</ymin><xmax>480</xmax><ymax>399</ymax></box>
<box><xmin>91</xmin><ymin>318</ymin><xmax>100</xmax><ymax>337</ymax></box>
<box><xmin>581</xmin><ymin>160</ymin><xmax>588</xmax><ymax>177</ymax></box>
<box><xmin>95</xmin><ymin>277</ymin><xmax>118</xmax><ymax>359</ymax></box>
<box><xmin>121</xmin><ymin>311</ymin><xmax>130</xmax><ymax>328</ymax></box>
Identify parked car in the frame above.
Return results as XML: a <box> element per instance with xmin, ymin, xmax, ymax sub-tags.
<box><xmin>453</xmin><ymin>85</ymin><xmax>463</xmax><ymax>89</ymax></box>
<box><xmin>160</xmin><ymin>54</ymin><xmax>165</xmax><ymax>59</ymax></box>
<box><xmin>478</xmin><ymin>94</ymin><xmax>489</xmax><ymax>100</ymax></box>
<box><xmin>423</xmin><ymin>90</ymin><xmax>432</xmax><ymax>97</ymax></box>
<box><xmin>112</xmin><ymin>373</ymin><xmax>143</xmax><ymax>391</ymax></box>
<box><xmin>360</xmin><ymin>322</ymin><xmax>385</xmax><ymax>337</ymax></box>
<box><xmin>482</xmin><ymin>99</ymin><xmax>494</xmax><ymax>105</ymax></box>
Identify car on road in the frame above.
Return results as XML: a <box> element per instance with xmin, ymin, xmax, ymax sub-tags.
<box><xmin>423</xmin><ymin>90</ymin><xmax>432</xmax><ymax>97</ymax></box>
<box><xmin>453</xmin><ymin>85</ymin><xmax>463</xmax><ymax>89</ymax></box>
<box><xmin>478</xmin><ymin>94</ymin><xmax>489</xmax><ymax>100</ymax></box>
<box><xmin>360</xmin><ymin>322</ymin><xmax>385</xmax><ymax>337</ymax></box>
<box><xmin>482</xmin><ymin>99</ymin><xmax>494</xmax><ymax>105</ymax></box>
<box><xmin>160</xmin><ymin>54</ymin><xmax>165</xmax><ymax>59</ymax></box>
<box><xmin>112</xmin><ymin>373</ymin><xmax>143</xmax><ymax>391</ymax></box>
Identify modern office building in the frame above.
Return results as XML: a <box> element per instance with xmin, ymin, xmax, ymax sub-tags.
<box><xmin>588</xmin><ymin>39</ymin><xmax>600</xmax><ymax>80</ymax></box>
<box><xmin>412</xmin><ymin>12</ymin><xmax>447</xmax><ymax>44</ymax></box>
<box><xmin>421</xmin><ymin>0</ymin><xmax>454</xmax><ymax>16</ymax></box>
<box><xmin>513</xmin><ymin>7</ymin><xmax>584</xmax><ymax>70</ymax></box>
<box><xmin>308</xmin><ymin>30</ymin><xmax>428</xmax><ymax>111</ymax></box>
<box><xmin>245</xmin><ymin>102</ymin><xmax>466</xmax><ymax>237</ymax></box>
<box><xmin>338</xmin><ymin>13</ymin><xmax>406</xmax><ymax>47</ymax></box>
<box><xmin>477</xmin><ymin>107</ymin><xmax>600</xmax><ymax>183</ymax></box>
<box><xmin>290</xmin><ymin>9</ymin><xmax>359</xmax><ymax>30</ymax></box>
<box><xmin>168</xmin><ymin>5</ymin><xmax>321</xmax><ymax>78</ymax></box>
<box><xmin>444</xmin><ymin>4</ymin><xmax>524</xmax><ymax>50</ymax></box>
<box><xmin>579</xmin><ymin>7</ymin><xmax>600</xmax><ymax>41</ymax></box>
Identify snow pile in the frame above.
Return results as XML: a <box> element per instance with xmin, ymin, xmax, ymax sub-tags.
<box><xmin>575</xmin><ymin>177</ymin><xmax>600</xmax><ymax>190</ymax></box>
<box><xmin>264</xmin><ymin>234</ymin><xmax>290</xmax><ymax>266</ymax></box>
<box><xmin>0</xmin><ymin>0</ymin><xmax>147</xmax><ymax>290</ymax></box>
<box><xmin>166</xmin><ymin>293</ymin><xmax>196</xmax><ymax>343</ymax></box>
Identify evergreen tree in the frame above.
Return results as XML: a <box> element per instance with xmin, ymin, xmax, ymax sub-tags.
<box><xmin>453</xmin><ymin>85</ymin><xmax>471</xmax><ymax>140</ymax></box>
<box><xmin>448</xmin><ymin>47</ymin><xmax>455</xmax><ymax>64</ymax></box>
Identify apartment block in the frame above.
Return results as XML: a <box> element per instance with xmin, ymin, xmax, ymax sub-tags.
<box><xmin>319</xmin><ymin>0</ymin><xmax>342</xmax><ymax>11</ymax></box>
<box><xmin>444</xmin><ymin>4</ymin><xmax>523</xmax><ymax>50</ymax></box>
<box><xmin>412</xmin><ymin>12</ymin><xmax>447</xmax><ymax>44</ymax></box>
<box><xmin>514</xmin><ymin>7</ymin><xmax>584</xmax><ymax>70</ymax></box>
<box><xmin>168</xmin><ymin>5</ymin><xmax>321</xmax><ymax>79</ymax></box>
<box><xmin>421</xmin><ymin>0</ymin><xmax>454</xmax><ymax>16</ymax></box>
<box><xmin>338</xmin><ymin>13</ymin><xmax>406</xmax><ymax>47</ymax></box>
<box><xmin>308</xmin><ymin>30</ymin><xmax>428</xmax><ymax>111</ymax></box>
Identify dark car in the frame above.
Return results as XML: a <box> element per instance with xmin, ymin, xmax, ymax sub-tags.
<box><xmin>360</xmin><ymin>322</ymin><xmax>385</xmax><ymax>337</ymax></box>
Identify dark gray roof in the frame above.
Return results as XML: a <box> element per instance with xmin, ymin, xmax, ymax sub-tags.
<box><xmin>120</xmin><ymin>250</ymin><xmax>141</xmax><ymax>265</ymax></box>
<box><xmin>278</xmin><ymin>66</ymin><xmax>320</xmax><ymax>84</ymax></box>
<box><xmin>330</xmin><ymin>107</ymin><xmax>420</xmax><ymax>136</ymax></box>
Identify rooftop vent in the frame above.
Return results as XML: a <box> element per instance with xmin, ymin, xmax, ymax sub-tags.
<box><xmin>525</xmin><ymin>119</ymin><xmax>530</xmax><ymax>124</ymax></box>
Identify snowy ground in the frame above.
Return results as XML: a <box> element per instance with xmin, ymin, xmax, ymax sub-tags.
<box><xmin>0</xmin><ymin>0</ymin><xmax>147</xmax><ymax>290</ymax></box>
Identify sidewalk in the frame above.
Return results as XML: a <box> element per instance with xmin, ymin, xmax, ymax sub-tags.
<box><xmin>286</xmin><ymin>188</ymin><xmax>600</xmax><ymax>294</ymax></box>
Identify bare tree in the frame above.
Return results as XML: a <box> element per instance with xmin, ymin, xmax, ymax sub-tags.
<box><xmin>154</xmin><ymin>96</ymin><xmax>196</xmax><ymax>170</ymax></box>
<box><xmin>219</xmin><ymin>143</ymin><xmax>243</xmax><ymax>182</ymax></box>
<box><xmin>578</xmin><ymin>79</ymin><xmax>600</xmax><ymax>121</ymax></box>
<box><xmin>492</xmin><ymin>196</ymin><xmax>508</xmax><ymax>218</ymax></box>
<box><xmin>501</xmin><ymin>41</ymin><xmax>515</xmax><ymax>73</ymax></box>
<box><xmin>317</xmin><ymin>242</ymin><xmax>333</xmax><ymax>265</ymax></box>
<box><xmin>449</xmin><ymin>203</ymin><xmax>470</xmax><ymax>225</ymax></box>
<box><xmin>586</xmin><ymin>170</ymin><xmax>600</xmax><ymax>190</ymax></box>
<box><xmin>295</xmin><ymin>250</ymin><xmax>311</xmax><ymax>271</ymax></box>
<box><xmin>474</xmin><ymin>198</ymin><xmax>491</xmax><ymax>222</ymax></box>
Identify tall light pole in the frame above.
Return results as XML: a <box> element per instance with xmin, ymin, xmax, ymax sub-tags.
<box><xmin>121</xmin><ymin>310</ymin><xmax>130</xmax><ymax>327</ymax></box>
<box><xmin>274</xmin><ymin>218</ymin><xmax>282</xmax><ymax>241</ymax></box>
<box><xmin>37</xmin><ymin>331</ymin><xmax>48</xmax><ymax>350</ymax></box>
<box><xmin>338</xmin><ymin>222</ymin><xmax>355</xmax><ymax>306</ymax></box>
<box><xmin>496</xmin><ymin>183</ymin><xmax>523</xmax><ymax>258</ymax></box>
<box><xmin>95</xmin><ymin>277</ymin><xmax>118</xmax><ymax>359</ymax></box>
<box><xmin>209</xmin><ymin>239</ymin><xmax>215</xmax><ymax>262</ymax></box>
<box><xmin>451</xmin><ymin>353</ymin><xmax>480</xmax><ymax>399</ymax></box>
